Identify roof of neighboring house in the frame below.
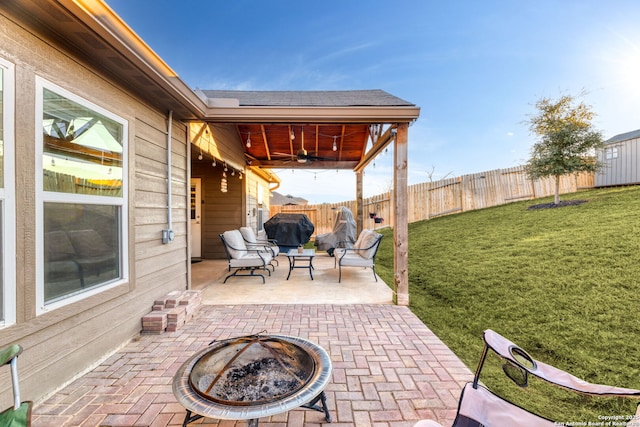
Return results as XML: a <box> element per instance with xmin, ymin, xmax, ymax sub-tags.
<box><xmin>606</xmin><ymin>129</ymin><xmax>640</xmax><ymax>144</ymax></box>
<box><xmin>201</xmin><ymin>90</ymin><xmax>415</xmax><ymax>107</ymax></box>
<box><xmin>270</xmin><ymin>191</ymin><xmax>308</xmax><ymax>206</ymax></box>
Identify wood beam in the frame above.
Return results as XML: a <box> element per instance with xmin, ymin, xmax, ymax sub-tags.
<box><xmin>394</xmin><ymin>122</ymin><xmax>409</xmax><ymax>306</ymax></box>
<box><xmin>356</xmin><ymin>171</ymin><xmax>364</xmax><ymax>236</ymax></box>
<box><xmin>260</xmin><ymin>125</ymin><xmax>271</xmax><ymax>160</ymax></box>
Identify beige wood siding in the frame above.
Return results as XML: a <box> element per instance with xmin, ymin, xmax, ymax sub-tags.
<box><xmin>191</xmin><ymin>160</ymin><xmax>243</xmax><ymax>259</ymax></box>
<box><xmin>0</xmin><ymin>15</ymin><xmax>189</xmax><ymax>408</ymax></box>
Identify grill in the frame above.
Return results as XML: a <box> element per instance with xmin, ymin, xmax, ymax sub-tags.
<box><xmin>173</xmin><ymin>334</ymin><xmax>332</xmax><ymax>426</ymax></box>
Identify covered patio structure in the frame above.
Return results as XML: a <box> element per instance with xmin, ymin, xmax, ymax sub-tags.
<box><xmin>196</xmin><ymin>89</ymin><xmax>420</xmax><ymax>305</ymax></box>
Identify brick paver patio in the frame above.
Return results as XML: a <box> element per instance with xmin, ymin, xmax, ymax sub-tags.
<box><xmin>32</xmin><ymin>304</ymin><xmax>473</xmax><ymax>427</ymax></box>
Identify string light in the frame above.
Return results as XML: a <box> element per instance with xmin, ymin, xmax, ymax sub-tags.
<box><xmin>332</xmin><ymin>136</ymin><xmax>338</xmax><ymax>152</ymax></box>
<box><xmin>246</xmin><ymin>132</ymin><xmax>251</xmax><ymax>148</ymax></box>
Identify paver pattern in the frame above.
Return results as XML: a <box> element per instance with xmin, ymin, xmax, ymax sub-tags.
<box><xmin>32</xmin><ymin>304</ymin><xmax>473</xmax><ymax>426</ymax></box>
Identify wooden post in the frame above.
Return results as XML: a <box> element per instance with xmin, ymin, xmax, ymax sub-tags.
<box><xmin>394</xmin><ymin>123</ymin><xmax>409</xmax><ymax>306</ymax></box>
<box><xmin>356</xmin><ymin>171</ymin><xmax>364</xmax><ymax>236</ymax></box>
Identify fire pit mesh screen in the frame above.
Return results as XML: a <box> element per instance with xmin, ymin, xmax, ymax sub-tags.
<box><xmin>188</xmin><ymin>335</ymin><xmax>316</xmax><ymax>406</ymax></box>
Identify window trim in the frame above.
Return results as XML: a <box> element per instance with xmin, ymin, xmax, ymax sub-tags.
<box><xmin>605</xmin><ymin>146</ymin><xmax>619</xmax><ymax>160</ymax></box>
<box><xmin>35</xmin><ymin>77</ymin><xmax>129</xmax><ymax>314</ymax></box>
<box><xmin>0</xmin><ymin>58</ymin><xmax>16</xmax><ymax>328</ymax></box>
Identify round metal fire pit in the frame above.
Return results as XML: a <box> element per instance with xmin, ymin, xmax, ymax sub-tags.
<box><xmin>173</xmin><ymin>334</ymin><xmax>332</xmax><ymax>424</ymax></box>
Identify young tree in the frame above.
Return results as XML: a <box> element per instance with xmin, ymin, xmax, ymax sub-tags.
<box><xmin>525</xmin><ymin>94</ymin><xmax>604</xmax><ymax>205</ymax></box>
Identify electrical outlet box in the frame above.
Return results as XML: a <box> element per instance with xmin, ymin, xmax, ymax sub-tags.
<box><xmin>161</xmin><ymin>229</ymin><xmax>174</xmax><ymax>244</ymax></box>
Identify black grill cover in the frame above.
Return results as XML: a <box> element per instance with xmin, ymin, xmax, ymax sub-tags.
<box><xmin>264</xmin><ymin>214</ymin><xmax>315</xmax><ymax>247</ymax></box>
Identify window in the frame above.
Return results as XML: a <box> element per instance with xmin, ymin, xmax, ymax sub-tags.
<box><xmin>605</xmin><ymin>146</ymin><xmax>619</xmax><ymax>160</ymax></box>
<box><xmin>36</xmin><ymin>79</ymin><xmax>128</xmax><ymax>313</ymax></box>
<box><xmin>0</xmin><ymin>58</ymin><xmax>16</xmax><ymax>327</ymax></box>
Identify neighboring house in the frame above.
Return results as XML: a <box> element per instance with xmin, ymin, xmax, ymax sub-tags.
<box><xmin>595</xmin><ymin>129</ymin><xmax>640</xmax><ymax>187</ymax></box>
<box><xmin>0</xmin><ymin>0</ymin><xmax>418</xmax><ymax>408</ymax></box>
<box><xmin>270</xmin><ymin>191</ymin><xmax>309</xmax><ymax>206</ymax></box>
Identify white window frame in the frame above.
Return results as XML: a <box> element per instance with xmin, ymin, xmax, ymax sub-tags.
<box><xmin>35</xmin><ymin>77</ymin><xmax>129</xmax><ymax>314</ymax></box>
<box><xmin>0</xmin><ymin>58</ymin><xmax>16</xmax><ymax>328</ymax></box>
<box><xmin>605</xmin><ymin>146</ymin><xmax>619</xmax><ymax>160</ymax></box>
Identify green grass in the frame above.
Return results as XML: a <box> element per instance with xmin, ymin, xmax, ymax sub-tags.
<box><xmin>376</xmin><ymin>186</ymin><xmax>640</xmax><ymax>421</ymax></box>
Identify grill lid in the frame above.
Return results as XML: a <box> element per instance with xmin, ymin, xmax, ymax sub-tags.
<box><xmin>188</xmin><ymin>334</ymin><xmax>316</xmax><ymax>406</ymax></box>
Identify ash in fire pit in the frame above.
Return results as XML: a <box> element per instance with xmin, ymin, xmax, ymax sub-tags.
<box><xmin>203</xmin><ymin>357</ymin><xmax>306</xmax><ymax>402</ymax></box>
<box><xmin>188</xmin><ymin>334</ymin><xmax>316</xmax><ymax>406</ymax></box>
<box><xmin>174</xmin><ymin>334</ymin><xmax>332</xmax><ymax>426</ymax></box>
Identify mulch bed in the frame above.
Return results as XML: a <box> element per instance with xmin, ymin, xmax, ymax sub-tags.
<box><xmin>527</xmin><ymin>199</ymin><xmax>588</xmax><ymax>210</ymax></box>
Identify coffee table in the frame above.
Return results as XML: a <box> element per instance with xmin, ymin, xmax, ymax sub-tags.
<box><xmin>286</xmin><ymin>248</ymin><xmax>316</xmax><ymax>280</ymax></box>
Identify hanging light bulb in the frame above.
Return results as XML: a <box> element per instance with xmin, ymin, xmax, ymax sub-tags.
<box><xmin>198</xmin><ymin>152</ymin><xmax>203</xmax><ymax>161</ymax></box>
<box><xmin>290</xmin><ymin>128</ymin><xmax>295</xmax><ymax>140</ymax></box>
<box><xmin>239</xmin><ymin>171</ymin><xmax>243</xmax><ymax>180</ymax></box>
<box><xmin>332</xmin><ymin>136</ymin><xmax>338</xmax><ymax>152</ymax></box>
<box><xmin>246</xmin><ymin>132</ymin><xmax>251</xmax><ymax>148</ymax></box>
<box><xmin>231</xmin><ymin>169</ymin><xmax>235</xmax><ymax>176</ymax></box>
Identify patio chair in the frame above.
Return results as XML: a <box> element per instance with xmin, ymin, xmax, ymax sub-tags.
<box><xmin>239</xmin><ymin>226</ymin><xmax>280</xmax><ymax>266</ymax></box>
<box><xmin>0</xmin><ymin>344</ymin><xmax>32</xmax><ymax>427</ymax></box>
<box><xmin>413</xmin><ymin>329</ymin><xmax>640</xmax><ymax>427</ymax></box>
<box><xmin>334</xmin><ymin>229</ymin><xmax>382</xmax><ymax>283</ymax></box>
<box><xmin>219</xmin><ymin>230</ymin><xmax>273</xmax><ymax>283</ymax></box>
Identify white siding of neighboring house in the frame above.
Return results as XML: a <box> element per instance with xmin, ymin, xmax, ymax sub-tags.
<box><xmin>596</xmin><ymin>136</ymin><xmax>640</xmax><ymax>187</ymax></box>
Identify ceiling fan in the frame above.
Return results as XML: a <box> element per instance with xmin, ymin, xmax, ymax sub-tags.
<box><xmin>272</xmin><ymin>127</ymin><xmax>333</xmax><ymax>164</ymax></box>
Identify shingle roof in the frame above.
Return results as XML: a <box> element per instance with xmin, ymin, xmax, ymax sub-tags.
<box><xmin>606</xmin><ymin>129</ymin><xmax>640</xmax><ymax>144</ymax></box>
<box><xmin>270</xmin><ymin>191</ymin><xmax>308</xmax><ymax>206</ymax></box>
<box><xmin>201</xmin><ymin>89</ymin><xmax>415</xmax><ymax>107</ymax></box>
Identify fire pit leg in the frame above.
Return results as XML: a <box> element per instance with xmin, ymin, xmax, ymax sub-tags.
<box><xmin>181</xmin><ymin>410</ymin><xmax>203</xmax><ymax>426</ymax></box>
<box><xmin>302</xmin><ymin>391</ymin><xmax>332</xmax><ymax>422</ymax></box>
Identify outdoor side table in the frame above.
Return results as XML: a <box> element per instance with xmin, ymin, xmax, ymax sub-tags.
<box><xmin>286</xmin><ymin>248</ymin><xmax>315</xmax><ymax>280</ymax></box>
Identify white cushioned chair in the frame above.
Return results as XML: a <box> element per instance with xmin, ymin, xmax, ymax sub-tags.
<box><xmin>239</xmin><ymin>226</ymin><xmax>280</xmax><ymax>266</ymax></box>
<box><xmin>220</xmin><ymin>230</ymin><xmax>273</xmax><ymax>283</ymax></box>
<box><xmin>334</xmin><ymin>229</ymin><xmax>383</xmax><ymax>283</ymax></box>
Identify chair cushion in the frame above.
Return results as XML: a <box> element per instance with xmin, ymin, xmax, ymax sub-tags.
<box><xmin>223</xmin><ymin>230</ymin><xmax>248</xmax><ymax>259</ymax></box>
<box><xmin>229</xmin><ymin>252</ymin><xmax>272</xmax><ymax>268</ymax></box>
<box><xmin>359</xmin><ymin>230</ymin><xmax>381</xmax><ymax>260</ymax></box>
<box><xmin>239</xmin><ymin>227</ymin><xmax>257</xmax><ymax>243</ymax></box>
<box><xmin>339</xmin><ymin>253</ymin><xmax>374</xmax><ymax>267</ymax></box>
<box><xmin>240</xmin><ymin>226</ymin><xmax>279</xmax><ymax>256</ymax></box>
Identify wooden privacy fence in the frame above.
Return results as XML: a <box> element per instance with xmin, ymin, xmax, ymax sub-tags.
<box><xmin>271</xmin><ymin>166</ymin><xmax>595</xmax><ymax>236</ymax></box>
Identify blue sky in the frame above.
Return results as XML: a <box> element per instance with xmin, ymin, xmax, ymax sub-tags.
<box><xmin>106</xmin><ymin>1</ymin><xmax>640</xmax><ymax>203</ymax></box>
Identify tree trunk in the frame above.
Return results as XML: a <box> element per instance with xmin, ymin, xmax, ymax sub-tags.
<box><xmin>554</xmin><ymin>175</ymin><xmax>561</xmax><ymax>204</ymax></box>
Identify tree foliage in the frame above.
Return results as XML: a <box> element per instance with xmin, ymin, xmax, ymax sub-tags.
<box><xmin>525</xmin><ymin>94</ymin><xmax>604</xmax><ymax>204</ymax></box>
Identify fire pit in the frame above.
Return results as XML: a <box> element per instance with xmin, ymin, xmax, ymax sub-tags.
<box><xmin>172</xmin><ymin>334</ymin><xmax>332</xmax><ymax>426</ymax></box>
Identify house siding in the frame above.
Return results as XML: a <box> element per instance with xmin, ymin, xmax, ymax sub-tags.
<box><xmin>0</xmin><ymin>13</ymin><xmax>189</xmax><ymax>408</ymax></box>
<box><xmin>596</xmin><ymin>137</ymin><xmax>640</xmax><ymax>187</ymax></box>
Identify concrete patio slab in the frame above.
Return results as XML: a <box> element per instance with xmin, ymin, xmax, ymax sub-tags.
<box><xmin>195</xmin><ymin>253</ymin><xmax>395</xmax><ymax>305</ymax></box>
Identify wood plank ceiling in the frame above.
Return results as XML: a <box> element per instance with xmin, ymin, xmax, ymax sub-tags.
<box><xmin>239</xmin><ymin>123</ymin><xmax>378</xmax><ymax>170</ymax></box>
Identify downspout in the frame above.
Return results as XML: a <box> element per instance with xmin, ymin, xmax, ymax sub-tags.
<box><xmin>162</xmin><ymin>110</ymin><xmax>175</xmax><ymax>244</ymax></box>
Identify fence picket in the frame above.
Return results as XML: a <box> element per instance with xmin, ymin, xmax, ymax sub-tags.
<box><xmin>270</xmin><ymin>166</ymin><xmax>595</xmax><ymax>236</ymax></box>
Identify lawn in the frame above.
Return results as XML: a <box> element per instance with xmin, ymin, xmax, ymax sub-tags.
<box><xmin>375</xmin><ymin>185</ymin><xmax>640</xmax><ymax>421</ymax></box>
